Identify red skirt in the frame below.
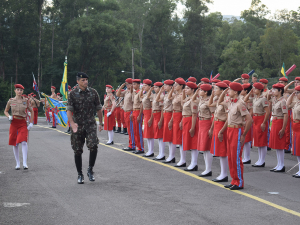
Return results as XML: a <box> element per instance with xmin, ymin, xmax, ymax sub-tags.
<box><xmin>269</xmin><ymin>119</ymin><xmax>286</xmax><ymax>149</ymax></box>
<box><xmin>143</xmin><ymin>109</ymin><xmax>154</xmax><ymax>139</ymax></box>
<box><xmin>292</xmin><ymin>122</ymin><xmax>300</xmax><ymax>156</ymax></box>
<box><xmin>163</xmin><ymin>112</ymin><xmax>173</xmax><ymax>142</ymax></box>
<box><xmin>104</xmin><ymin>110</ymin><xmax>115</xmax><ymax>131</ymax></box>
<box><xmin>253</xmin><ymin>115</ymin><xmax>268</xmax><ymax>147</ymax></box>
<box><xmin>197</xmin><ymin>119</ymin><xmax>212</xmax><ymax>151</ymax></box>
<box><xmin>153</xmin><ymin>111</ymin><xmax>163</xmax><ymax>139</ymax></box>
<box><xmin>172</xmin><ymin>112</ymin><xmax>182</xmax><ymax>145</ymax></box>
<box><xmin>210</xmin><ymin>120</ymin><xmax>227</xmax><ymax>157</ymax></box>
<box><xmin>244</xmin><ymin>124</ymin><xmax>253</xmax><ymax>143</ymax></box>
<box><xmin>9</xmin><ymin>118</ymin><xmax>28</xmax><ymax>146</ymax></box>
<box><xmin>182</xmin><ymin>116</ymin><xmax>198</xmax><ymax>151</ymax></box>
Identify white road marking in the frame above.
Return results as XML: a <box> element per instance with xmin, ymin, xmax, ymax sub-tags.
<box><xmin>3</xmin><ymin>202</ymin><xmax>30</xmax><ymax>207</ymax></box>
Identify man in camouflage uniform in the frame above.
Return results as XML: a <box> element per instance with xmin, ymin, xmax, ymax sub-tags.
<box><xmin>67</xmin><ymin>72</ymin><xmax>103</xmax><ymax>184</ymax></box>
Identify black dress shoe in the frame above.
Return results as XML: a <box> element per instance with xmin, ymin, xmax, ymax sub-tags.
<box><xmin>252</xmin><ymin>162</ymin><xmax>265</xmax><ymax>167</ymax></box>
<box><xmin>153</xmin><ymin>156</ymin><xmax>165</xmax><ymax>161</ymax></box>
<box><xmin>267</xmin><ymin>147</ymin><xmax>271</xmax><ymax>151</ymax></box>
<box><xmin>143</xmin><ymin>153</ymin><xmax>154</xmax><ymax>157</ymax></box>
<box><xmin>270</xmin><ymin>168</ymin><xmax>276</xmax><ymax>172</ymax></box>
<box><xmin>224</xmin><ymin>184</ymin><xmax>233</xmax><ymax>188</ymax></box>
<box><xmin>133</xmin><ymin>150</ymin><xmax>144</xmax><ymax>154</ymax></box>
<box><xmin>199</xmin><ymin>171</ymin><xmax>212</xmax><ymax>177</ymax></box>
<box><xmin>50</xmin><ymin>126</ymin><xmax>56</xmax><ymax>128</ymax></box>
<box><xmin>212</xmin><ymin>176</ymin><xmax>228</xmax><ymax>182</ymax></box>
<box><xmin>87</xmin><ymin>167</ymin><xmax>95</xmax><ymax>181</ymax></box>
<box><xmin>163</xmin><ymin>158</ymin><xmax>175</xmax><ymax>163</ymax></box>
<box><xmin>274</xmin><ymin>166</ymin><xmax>285</xmax><ymax>172</ymax></box>
<box><xmin>124</xmin><ymin>128</ymin><xmax>128</xmax><ymax>135</ymax></box>
<box><xmin>292</xmin><ymin>173</ymin><xmax>297</xmax><ymax>177</ymax></box>
<box><xmin>106</xmin><ymin>141</ymin><xmax>114</xmax><ymax>145</ymax></box>
<box><xmin>284</xmin><ymin>149</ymin><xmax>291</xmax><ymax>153</ymax></box>
<box><xmin>230</xmin><ymin>185</ymin><xmax>244</xmax><ymax>190</ymax></box>
<box><xmin>77</xmin><ymin>174</ymin><xmax>84</xmax><ymax>184</ymax></box>
<box><xmin>123</xmin><ymin>147</ymin><xmax>135</xmax><ymax>151</ymax></box>
<box><xmin>243</xmin><ymin>160</ymin><xmax>251</xmax><ymax>164</ymax></box>
<box><xmin>15</xmin><ymin>167</ymin><xmax>20</xmax><ymax>170</ymax></box>
<box><xmin>294</xmin><ymin>175</ymin><xmax>300</xmax><ymax>178</ymax></box>
<box><xmin>184</xmin><ymin>165</ymin><xmax>198</xmax><ymax>171</ymax></box>
<box><xmin>174</xmin><ymin>163</ymin><xmax>186</xmax><ymax>167</ymax></box>
<box><xmin>23</xmin><ymin>166</ymin><xmax>28</xmax><ymax>170</ymax></box>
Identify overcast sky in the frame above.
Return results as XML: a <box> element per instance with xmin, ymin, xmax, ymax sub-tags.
<box><xmin>176</xmin><ymin>0</ymin><xmax>300</xmax><ymax>17</ymax></box>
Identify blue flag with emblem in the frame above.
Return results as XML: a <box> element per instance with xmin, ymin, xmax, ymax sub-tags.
<box><xmin>42</xmin><ymin>93</ymin><xmax>68</xmax><ymax>128</ymax></box>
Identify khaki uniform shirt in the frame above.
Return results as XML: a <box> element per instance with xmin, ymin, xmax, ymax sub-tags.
<box><xmin>142</xmin><ymin>92</ymin><xmax>152</xmax><ymax>109</ymax></box>
<box><xmin>271</xmin><ymin>97</ymin><xmax>288</xmax><ymax>117</ymax></box>
<box><xmin>240</xmin><ymin>95</ymin><xmax>253</xmax><ymax>110</ymax></box>
<box><xmin>182</xmin><ymin>97</ymin><xmax>198</xmax><ymax>116</ymax></box>
<box><xmin>119</xmin><ymin>90</ymin><xmax>133</xmax><ymax>111</ymax></box>
<box><xmin>214</xmin><ymin>103</ymin><xmax>227</xmax><ymax>121</ymax></box>
<box><xmin>163</xmin><ymin>92</ymin><xmax>173</xmax><ymax>112</ymax></box>
<box><xmin>283</xmin><ymin>92</ymin><xmax>290</xmax><ymax>100</ymax></box>
<box><xmin>253</xmin><ymin>95</ymin><xmax>269</xmax><ymax>114</ymax></box>
<box><xmin>103</xmin><ymin>95</ymin><xmax>114</xmax><ymax>110</ymax></box>
<box><xmin>67</xmin><ymin>87</ymin><xmax>102</xmax><ymax>125</ymax></box>
<box><xmin>227</xmin><ymin>98</ymin><xmax>250</xmax><ymax>126</ymax></box>
<box><xmin>210</xmin><ymin>96</ymin><xmax>218</xmax><ymax>113</ymax></box>
<box><xmin>292</xmin><ymin>100</ymin><xmax>300</xmax><ymax>120</ymax></box>
<box><xmin>262</xmin><ymin>89</ymin><xmax>269</xmax><ymax>98</ymax></box>
<box><xmin>152</xmin><ymin>93</ymin><xmax>163</xmax><ymax>111</ymax></box>
<box><xmin>30</xmin><ymin>98</ymin><xmax>40</xmax><ymax>108</ymax></box>
<box><xmin>198</xmin><ymin>97</ymin><xmax>212</xmax><ymax>119</ymax></box>
<box><xmin>172</xmin><ymin>93</ymin><xmax>183</xmax><ymax>111</ymax></box>
<box><xmin>6</xmin><ymin>97</ymin><xmax>32</xmax><ymax>118</ymax></box>
<box><xmin>132</xmin><ymin>90</ymin><xmax>142</xmax><ymax>109</ymax></box>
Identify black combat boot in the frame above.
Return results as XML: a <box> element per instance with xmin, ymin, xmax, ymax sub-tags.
<box><xmin>75</xmin><ymin>154</ymin><xmax>84</xmax><ymax>184</ymax></box>
<box><xmin>123</xmin><ymin>128</ymin><xmax>128</xmax><ymax>135</ymax></box>
<box><xmin>115</xmin><ymin>127</ymin><xmax>121</xmax><ymax>133</ymax></box>
<box><xmin>87</xmin><ymin>149</ymin><xmax>98</xmax><ymax>181</ymax></box>
<box><xmin>87</xmin><ymin>167</ymin><xmax>95</xmax><ymax>181</ymax></box>
<box><xmin>65</xmin><ymin>127</ymin><xmax>70</xmax><ymax>134</ymax></box>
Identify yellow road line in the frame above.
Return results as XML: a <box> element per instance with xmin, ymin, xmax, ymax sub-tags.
<box><xmin>37</xmin><ymin>125</ymin><xmax>300</xmax><ymax>218</ymax></box>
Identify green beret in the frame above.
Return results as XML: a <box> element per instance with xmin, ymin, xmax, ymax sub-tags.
<box><xmin>252</xmin><ymin>73</ymin><xmax>258</xmax><ymax>78</ymax></box>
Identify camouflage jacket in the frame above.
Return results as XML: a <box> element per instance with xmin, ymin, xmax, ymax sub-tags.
<box><xmin>67</xmin><ymin>87</ymin><xmax>102</xmax><ymax>125</ymax></box>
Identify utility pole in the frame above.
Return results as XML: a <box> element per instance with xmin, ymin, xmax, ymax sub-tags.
<box><xmin>132</xmin><ymin>48</ymin><xmax>135</xmax><ymax>79</ymax></box>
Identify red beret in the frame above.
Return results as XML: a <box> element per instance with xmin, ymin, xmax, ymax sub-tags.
<box><xmin>121</xmin><ymin>89</ymin><xmax>125</xmax><ymax>92</ymax></box>
<box><xmin>112</xmin><ymin>90</ymin><xmax>115</xmax><ymax>93</ymax></box>
<box><xmin>259</xmin><ymin>79</ymin><xmax>268</xmax><ymax>84</ymax></box>
<box><xmin>212</xmin><ymin>79</ymin><xmax>221</xmax><ymax>83</ymax></box>
<box><xmin>253</xmin><ymin>83</ymin><xmax>264</xmax><ymax>90</ymax></box>
<box><xmin>242</xmin><ymin>83</ymin><xmax>251</xmax><ymax>90</ymax></box>
<box><xmin>133</xmin><ymin>79</ymin><xmax>141</xmax><ymax>83</ymax></box>
<box><xmin>200</xmin><ymin>84</ymin><xmax>212</xmax><ymax>91</ymax></box>
<box><xmin>175</xmin><ymin>78</ymin><xmax>186</xmax><ymax>85</ymax></box>
<box><xmin>295</xmin><ymin>77</ymin><xmax>300</xmax><ymax>81</ymax></box>
<box><xmin>279</xmin><ymin>77</ymin><xmax>288</xmax><ymax>82</ymax></box>
<box><xmin>186</xmin><ymin>82</ymin><xmax>197</xmax><ymax>89</ymax></box>
<box><xmin>222</xmin><ymin>80</ymin><xmax>231</xmax><ymax>85</ymax></box>
<box><xmin>241</xmin><ymin>74</ymin><xmax>250</xmax><ymax>79</ymax></box>
<box><xmin>154</xmin><ymin>82</ymin><xmax>163</xmax><ymax>87</ymax></box>
<box><xmin>68</xmin><ymin>85</ymin><xmax>71</xmax><ymax>89</ymax></box>
<box><xmin>216</xmin><ymin>82</ymin><xmax>228</xmax><ymax>88</ymax></box>
<box><xmin>188</xmin><ymin>77</ymin><xmax>197</xmax><ymax>83</ymax></box>
<box><xmin>106</xmin><ymin>85</ymin><xmax>113</xmax><ymax>89</ymax></box>
<box><xmin>51</xmin><ymin>86</ymin><xmax>56</xmax><ymax>89</ymax></box>
<box><xmin>33</xmin><ymin>94</ymin><xmax>36</xmax><ymax>97</ymax></box>
<box><xmin>57</xmin><ymin>93</ymin><xmax>60</xmax><ymax>95</ymax></box>
<box><xmin>229</xmin><ymin>82</ymin><xmax>243</xmax><ymax>91</ymax></box>
<box><xmin>201</xmin><ymin>78</ymin><xmax>210</xmax><ymax>83</ymax></box>
<box><xmin>272</xmin><ymin>83</ymin><xmax>285</xmax><ymax>89</ymax></box>
<box><xmin>22</xmin><ymin>94</ymin><xmax>27</xmax><ymax>97</ymax></box>
<box><xmin>31</xmin><ymin>92</ymin><xmax>34</xmax><ymax>95</ymax></box>
<box><xmin>164</xmin><ymin>80</ymin><xmax>174</xmax><ymax>85</ymax></box>
<box><xmin>14</xmin><ymin>84</ymin><xmax>24</xmax><ymax>89</ymax></box>
<box><xmin>125</xmin><ymin>78</ymin><xmax>133</xmax><ymax>84</ymax></box>
<box><xmin>295</xmin><ymin>86</ymin><xmax>300</xmax><ymax>91</ymax></box>
<box><xmin>143</xmin><ymin>79</ymin><xmax>152</xmax><ymax>85</ymax></box>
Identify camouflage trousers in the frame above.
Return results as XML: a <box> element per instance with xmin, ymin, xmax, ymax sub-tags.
<box><xmin>71</xmin><ymin>122</ymin><xmax>99</xmax><ymax>155</ymax></box>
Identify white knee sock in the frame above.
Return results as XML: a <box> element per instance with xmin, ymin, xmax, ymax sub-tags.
<box><xmin>13</xmin><ymin>144</ymin><xmax>20</xmax><ymax>168</ymax></box>
<box><xmin>256</xmin><ymin>147</ymin><xmax>262</xmax><ymax>165</ymax></box>
<box><xmin>242</xmin><ymin>142</ymin><xmax>251</xmax><ymax>162</ymax></box>
<box><xmin>158</xmin><ymin>139</ymin><xmax>165</xmax><ymax>158</ymax></box>
<box><xmin>278</xmin><ymin>150</ymin><xmax>285</xmax><ymax>170</ymax></box>
<box><xmin>273</xmin><ymin>150</ymin><xmax>280</xmax><ymax>170</ymax></box>
<box><xmin>260</xmin><ymin>146</ymin><xmax>267</xmax><ymax>165</ymax></box>
<box><xmin>202</xmin><ymin>151</ymin><xmax>213</xmax><ymax>175</ymax></box>
<box><xmin>108</xmin><ymin>130</ymin><xmax>114</xmax><ymax>143</ymax></box>
<box><xmin>146</xmin><ymin>139</ymin><xmax>154</xmax><ymax>155</ymax></box>
<box><xmin>166</xmin><ymin>142</ymin><xmax>176</xmax><ymax>161</ymax></box>
<box><xmin>217</xmin><ymin>157</ymin><xmax>228</xmax><ymax>180</ymax></box>
<box><xmin>187</xmin><ymin>150</ymin><xmax>199</xmax><ymax>169</ymax></box>
<box><xmin>21</xmin><ymin>141</ymin><xmax>28</xmax><ymax>167</ymax></box>
<box><xmin>297</xmin><ymin>156</ymin><xmax>300</xmax><ymax>175</ymax></box>
<box><xmin>176</xmin><ymin>145</ymin><xmax>186</xmax><ymax>166</ymax></box>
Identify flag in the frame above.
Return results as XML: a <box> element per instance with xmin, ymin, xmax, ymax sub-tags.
<box><xmin>41</xmin><ymin>93</ymin><xmax>68</xmax><ymax>128</ymax></box>
<box><xmin>248</xmin><ymin>70</ymin><xmax>255</xmax><ymax>76</ymax></box>
<box><xmin>286</xmin><ymin>64</ymin><xmax>297</xmax><ymax>76</ymax></box>
<box><xmin>212</xmin><ymin>73</ymin><xmax>220</xmax><ymax>81</ymax></box>
<box><xmin>209</xmin><ymin>71</ymin><xmax>213</xmax><ymax>82</ymax></box>
<box><xmin>281</xmin><ymin>63</ymin><xmax>287</xmax><ymax>78</ymax></box>
<box><xmin>32</xmin><ymin>74</ymin><xmax>39</xmax><ymax>92</ymax></box>
<box><xmin>60</xmin><ymin>62</ymin><xmax>68</xmax><ymax>101</ymax></box>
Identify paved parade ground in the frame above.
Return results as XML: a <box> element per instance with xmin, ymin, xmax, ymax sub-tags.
<box><xmin>1</xmin><ymin>116</ymin><xmax>300</xmax><ymax>225</ymax></box>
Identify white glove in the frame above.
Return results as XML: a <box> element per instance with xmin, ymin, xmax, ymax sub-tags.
<box><xmin>59</xmin><ymin>101</ymin><xmax>63</xmax><ymax>103</ymax></box>
<box><xmin>107</xmin><ymin>112</ymin><xmax>112</xmax><ymax>117</ymax></box>
<box><xmin>8</xmin><ymin>116</ymin><xmax>13</xmax><ymax>121</ymax></box>
<box><xmin>27</xmin><ymin>123</ymin><xmax>33</xmax><ymax>131</ymax></box>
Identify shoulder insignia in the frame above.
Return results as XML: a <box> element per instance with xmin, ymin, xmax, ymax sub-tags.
<box><xmin>242</xmin><ymin>106</ymin><xmax>247</xmax><ymax>111</ymax></box>
<box><xmin>193</xmin><ymin>105</ymin><xmax>197</xmax><ymax>109</ymax></box>
<box><xmin>283</xmin><ymin>105</ymin><xmax>286</xmax><ymax>109</ymax></box>
<box><xmin>265</xmin><ymin>101</ymin><xmax>268</xmax><ymax>105</ymax></box>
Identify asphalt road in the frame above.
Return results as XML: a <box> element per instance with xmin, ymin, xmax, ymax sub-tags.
<box><xmin>0</xmin><ymin>116</ymin><xmax>300</xmax><ymax>225</ymax></box>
